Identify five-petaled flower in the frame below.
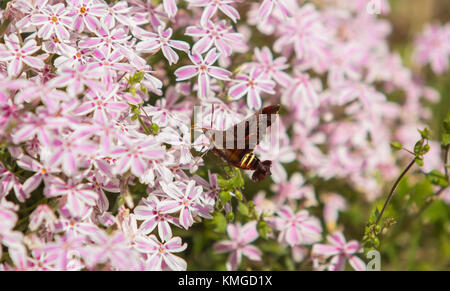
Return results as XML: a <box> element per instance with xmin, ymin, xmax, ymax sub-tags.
<box><xmin>0</xmin><ymin>34</ymin><xmax>45</xmax><ymax>77</ymax></box>
<box><xmin>228</xmin><ymin>68</ymin><xmax>275</xmax><ymax>110</ymax></box>
<box><xmin>159</xmin><ymin>180</ymin><xmax>212</xmax><ymax>229</ymax></box>
<box><xmin>175</xmin><ymin>48</ymin><xmax>232</xmax><ymax>98</ymax></box>
<box><xmin>187</xmin><ymin>0</ymin><xmax>240</xmax><ymax>26</ymax></box>
<box><xmin>31</xmin><ymin>3</ymin><xmax>73</xmax><ymax>40</ymax></box>
<box><xmin>136</xmin><ymin>26</ymin><xmax>190</xmax><ymax>65</ymax></box>
<box><xmin>312</xmin><ymin>231</ymin><xmax>366</xmax><ymax>271</ymax></box>
<box><xmin>213</xmin><ymin>221</ymin><xmax>262</xmax><ymax>271</ymax></box>
<box><xmin>134</xmin><ymin>234</ymin><xmax>187</xmax><ymax>271</ymax></box>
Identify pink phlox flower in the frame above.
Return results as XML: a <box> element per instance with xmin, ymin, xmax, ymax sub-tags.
<box><xmin>255</xmin><ymin>123</ymin><xmax>295</xmax><ymax>182</ymax></box>
<box><xmin>12</xmin><ymin>0</ymin><xmax>49</xmax><ymax>33</ymax></box>
<box><xmin>40</xmin><ymin>32</ymin><xmax>75</xmax><ymax>55</ymax></box>
<box><xmin>0</xmin><ymin>96</ymin><xmax>23</xmax><ymax>129</ymax></box>
<box><xmin>130</xmin><ymin>0</ymin><xmax>166</xmax><ymax>29</ymax></box>
<box><xmin>159</xmin><ymin>180</ymin><xmax>212</xmax><ymax>229</ymax></box>
<box><xmin>228</xmin><ymin>68</ymin><xmax>275</xmax><ymax>110</ymax></box>
<box><xmin>134</xmin><ymin>234</ymin><xmax>187</xmax><ymax>271</ymax></box>
<box><xmin>312</xmin><ymin>231</ymin><xmax>366</xmax><ymax>271</ymax></box>
<box><xmin>334</xmin><ymin>81</ymin><xmax>387</xmax><ymax>117</ymax></box>
<box><xmin>91</xmin><ymin>46</ymin><xmax>133</xmax><ymax>85</ymax></box>
<box><xmin>53</xmin><ymin>45</ymin><xmax>90</xmax><ymax>68</ymax></box>
<box><xmin>271</xmin><ymin>172</ymin><xmax>317</xmax><ymax>207</ymax></box>
<box><xmin>29</xmin><ymin>204</ymin><xmax>57</xmax><ymax>232</ymax></box>
<box><xmin>56</xmin><ymin>210</ymin><xmax>100</xmax><ymax>237</ymax></box>
<box><xmin>135</xmin><ymin>26</ymin><xmax>190</xmax><ymax>65</ymax></box>
<box><xmin>143</xmin><ymin>86</ymin><xmax>193</xmax><ymax>127</ymax></box>
<box><xmin>413</xmin><ymin>23</ymin><xmax>450</xmax><ymax>75</ymax></box>
<box><xmin>125</xmin><ymin>55</ymin><xmax>164</xmax><ymax>96</ymax></box>
<box><xmin>193</xmin><ymin>170</ymin><xmax>219</xmax><ymax>207</ymax></box>
<box><xmin>111</xmin><ymin>136</ymin><xmax>166</xmax><ymax>177</ymax></box>
<box><xmin>78</xmin><ymin>27</ymin><xmax>130</xmax><ymax>50</ymax></box>
<box><xmin>274</xmin><ymin>3</ymin><xmax>330</xmax><ymax>73</ymax></box>
<box><xmin>11</xmin><ymin>109</ymin><xmax>66</xmax><ymax>147</ymax></box>
<box><xmin>49</xmin><ymin>63</ymin><xmax>104</xmax><ymax>97</ymax></box>
<box><xmin>250</xmin><ymin>46</ymin><xmax>291</xmax><ymax>87</ymax></box>
<box><xmin>275</xmin><ymin>206</ymin><xmax>322</xmax><ymax>247</ymax></box>
<box><xmin>175</xmin><ymin>48</ymin><xmax>231</xmax><ymax>99</ymax></box>
<box><xmin>16</xmin><ymin>155</ymin><xmax>60</xmax><ymax>196</ymax></box>
<box><xmin>68</xmin><ymin>0</ymin><xmax>108</xmax><ymax>33</ymax></box>
<box><xmin>322</xmin><ymin>193</ymin><xmax>347</xmax><ymax>231</ymax></box>
<box><xmin>0</xmin><ymin>34</ymin><xmax>45</xmax><ymax>76</ymax></box>
<box><xmin>30</xmin><ymin>2</ymin><xmax>72</xmax><ymax>40</ymax></box>
<box><xmin>257</xmin><ymin>0</ymin><xmax>291</xmax><ymax>23</ymax></box>
<box><xmin>158</xmin><ymin>124</ymin><xmax>195</xmax><ymax>165</ymax></box>
<box><xmin>282</xmin><ymin>71</ymin><xmax>321</xmax><ymax>114</ymax></box>
<box><xmin>45</xmin><ymin>178</ymin><xmax>98</xmax><ymax>218</ymax></box>
<box><xmin>213</xmin><ymin>221</ymin><xmax>262</xmax><ymax>271</ymax></box>
<box><xmin>14</xmin><ymin>80</ymin><xmax>67</xmax><ymax>112</ymax></box>
<box><xmin>87</xmin><ymin>230</ymin><xmax>141</xmax><ymax>270</ymax></box>
<box><xmin>73</xmin><ymin>84</ymin><xmax>127</xmax><ymax>120</ymax></box>
<box><xmin>86</xmin><ymin>171</ymin><xmax>120</xmax><ymax>212</ymax></box>
<box><xmin>102</xmin><ymin>1</ymin><xmax>136</xmax><ymax>29</ymax></box>
<box><xmin>327</xmin><ymin>41</ymin><xmax>366</xmax><ymax>88</ymax></box>
<box><xmin>47</xmin><ymin>131</ymin><xmax>98</xmax><ymax>176</ymax></box>
<box><xmin>40</xmin><ymin>233</ymin><xmax>88</xmax><ymax>270</ymax></box>
<box><xmin>134</xmin><ymin>196</ymin><xmax>180</xmax><ymax>241</ymax></box>
<box><xmin>162</xmin><ymin>0</ymin><xmax>178</xmax><ymax>18</ymax></box>
<box><xmin>187</xmin><ymin>0</ymin><xmax>240</xmax><ymax>26</ymax></box>
<box><xmin>186</xmin><ymin>20</ymin><xmax>247</xmax><ymax>56</ymax></box>
<box><xmin>0</xmin><ymin>163</ymin><xmax>28</xmax><ymax>202</ymax></box>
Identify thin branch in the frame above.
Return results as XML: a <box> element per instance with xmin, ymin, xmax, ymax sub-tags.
<box><xmin>375</xmin><ymin>158</ymin><xmax>416</xmax><ymax>226</ymax></box>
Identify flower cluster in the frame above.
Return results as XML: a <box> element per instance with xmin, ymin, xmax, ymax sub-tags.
<box><xmin>0</xmin><ymin>0</ymin><xmax>447</xmax><ymax>271</ymax></box>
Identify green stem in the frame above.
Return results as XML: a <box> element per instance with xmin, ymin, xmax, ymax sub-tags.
<box><xmin>375</xmin><ymin>158</ymin><xmax>416</xmax><ymax>227</ymax></box>
<box><xmin>0</xmin><ymin>18</ymin><xmax>11</xmax><ymax>37</ymax></box>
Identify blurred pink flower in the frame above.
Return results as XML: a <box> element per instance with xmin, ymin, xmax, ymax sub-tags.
<box><xmin>186</xmin><ymin>20</ymin><xmax>246</xmax><ymax>56</ymax></box>
<box><xmin>258</xmin><ymin>0</ymin><xmax>290</xmax><ymax>23</ymax></box>
<box><xmin>414</xmin><ymin>23</ymin><xmax>450</xmax><ymax>75</ymax></box>
<box><xmin>275</xmin><ymin>206</ymin><xmax>322</xmax><ymax>247</ymax></box>
<box><xmin>188</xmin><ymin>0</ymin><xmax>240</xmax><ymax>26</ymax></box>
<box><xmin>213</xmin><ymin>221</ymin><xmax>262</xmax><ymax>271</ymax></box>
<box><xmin>312</xmin><ymin>231</ymin><xmax>365</xmax><ymax>271</ymax></box>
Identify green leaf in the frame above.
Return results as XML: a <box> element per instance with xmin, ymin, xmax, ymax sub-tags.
<box><xmin>415</xmin><ymin>156</ymin><xmax>424</xmax><ymax>167</ymax></box>
<box><xmin>219</xmin><ymin>191</ymin><xmax>232</xmax><ymax>204</ymax></box>
<box><xmin>257</xmin><ymin>220</ymin><xmax>270</xmax><ymax>239</ymax></box>
<box><xmin>151</xmin><ymin>123</ymin><xmax>159</xmax><ymax>135</ymax></box>
<box><xmin>211</xmin><ymin>213</ymin><xmax>227</xmax><ymax>233</ymax></box>
<box><xmin>422</xmin><ymin>144</ymin><xmax>430</xmax><ymax>154</ymax></box>
<box><xmin>443</xmin><ymin>111</ymin><xmax>450</xmax><ymax>133</ymax></box>
<box><xmin>234</xmin><ymin>189</ymin><xmax>243</xmax><ymax>200</ymax></box>
<box><xmin>130</xmin><ymin>71</ymin><xmax>145</xmax><ymax>83</ymax></box>
<box><xmin>426</xmin><ymin>170</ymin><xmax>449</xmax><ymax>187</ymax></box>
<box><xmin>414</xmin><ymin>141</ymin><xmax>423</xmax><ymax>155</ymax></box>
<box><xmin>418</xmin><ymin>128</ymin><xmax>431</xmax><ymax>140</ymax></box>
<box><xmin>390</xmin><ymin>141</ymin><xmax>403</xmax><ymax>150</ymax></box>
<box><xmin>442</xmin><ymin>133</ymin><xmax>450</xmax><ymax>146</ymax></box>
<box><xmin>238</xmin><ymin>202</ymin><xmax>249</xmax><ymax>217</ymax></box>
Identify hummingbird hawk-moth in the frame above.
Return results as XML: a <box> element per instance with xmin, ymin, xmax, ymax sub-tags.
<box><xmin>200</xmin><ymin>104</ymin><xmax>280</xmax><ymax>182</ymax></box>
